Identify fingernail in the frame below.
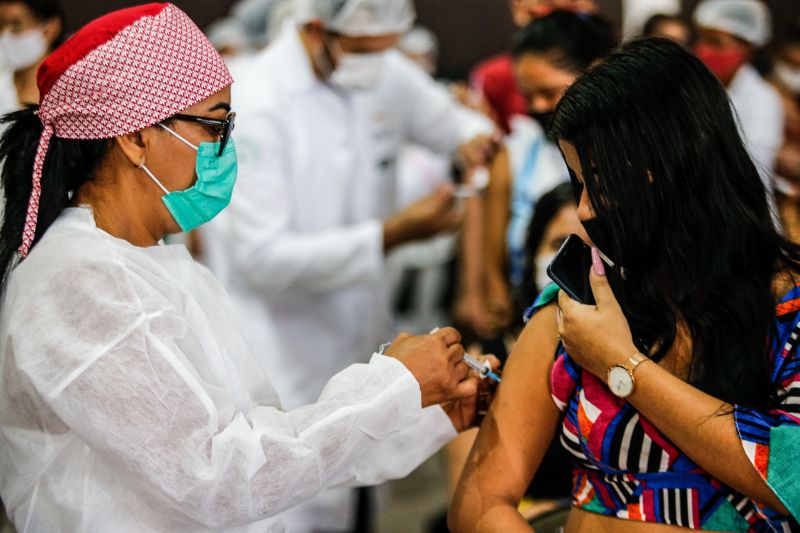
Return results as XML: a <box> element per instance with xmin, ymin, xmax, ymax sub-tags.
<box><xmin>556</xmin><ymin>307</ymin><xmax>561</xmax><ymax>322</ymax></box>
<box><xmin>591</xmin><ymin>247</ymin><xmax>605</xmax><ymax>276</ymax></box>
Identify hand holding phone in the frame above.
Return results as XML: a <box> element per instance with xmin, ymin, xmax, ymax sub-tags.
<box><xmin>546</xmin><ymin>234</ymin><xmax>597</xmax><ymax>305</ymax></box>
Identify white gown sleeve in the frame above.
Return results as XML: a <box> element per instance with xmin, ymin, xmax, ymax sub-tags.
<box><xmin>386</xmin><ymin>52</ymin><xmax>495</xmax><ymax>154</ymax></box>
<box><xmin>227</xmin><ymin>110</ymin><xmax>384</xmax><ymax>295</ymax></box>
<box><xmin>13</xmin><ymin>256</ymin><xmax>455</xmax><ymax>529</ymax></box>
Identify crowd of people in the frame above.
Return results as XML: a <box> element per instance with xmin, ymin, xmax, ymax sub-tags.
<box><xmin>0</xmin><ymin>0</ymin><xmax>799</xmax><ymax>532</ymax></box>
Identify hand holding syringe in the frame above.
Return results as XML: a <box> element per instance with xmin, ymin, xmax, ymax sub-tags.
<box><xmin>429</xmin><ymin>327</ymin><xmax>502</xmax><ymax>383</ymax></box>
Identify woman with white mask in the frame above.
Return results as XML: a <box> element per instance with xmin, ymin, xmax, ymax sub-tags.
<box><xmin>0</xmin><ymin>0</ymin><xmax>63</xmax><ymax>111</ymax></box>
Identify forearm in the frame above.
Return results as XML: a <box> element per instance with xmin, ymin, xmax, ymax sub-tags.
<box><xmin>483</xmin><ymin>148</ymin><xmax>512</xmax><ymax>289</ymax></box>
<box><xmin>52</xmin><ymin>341</ymin><xmax>428</xmax><ymax>527</ymax></box>
<box><xmin>628</xmin><ymin>361</ymin><xmax>788</xmax><ymax>513</ymax></box>
<box><xmin>459</xmin><ymin>196</ymin><xmax>486</xmax><ymax>297</ymax></box>
<box><xmin>338</xmin><ymin>403</ymin><xmax>456</xmax><ymax>488</ymax></box>
<box><xmin>484</xmin><ymin>148</ymin><xmax>511</xmax><ymax>272</ymax></box>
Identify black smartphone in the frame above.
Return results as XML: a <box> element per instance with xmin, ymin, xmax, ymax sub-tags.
<box><xmin>546</xmin><ymin>234</ymin><xmax>596</xmax><ymax>305</ymax></box>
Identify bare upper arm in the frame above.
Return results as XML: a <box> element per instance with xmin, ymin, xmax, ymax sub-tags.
<box><xmin>451</xmin><ymin>304</ymin><xmax>563</xmax><ymax>523</ymax></box>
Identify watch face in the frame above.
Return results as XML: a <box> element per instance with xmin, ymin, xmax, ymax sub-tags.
<box><xmin>608</xmin><ymin>366</ymin><xmax>634</xmax><ymax>397</ymax></box>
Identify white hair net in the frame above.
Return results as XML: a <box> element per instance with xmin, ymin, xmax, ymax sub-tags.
<box><xmin>293</xmin><ymin>0</ymin><xmax>415</xmax><ymax>37</ymax></box>
<box><xmin>206</xmin><ymin>18</ymin><xmax>249</xmax><ymax>53</ymax></box>
<box><xmin>693</xmin><ymin>0</ymin><xmax>771</xmax><ymax>47</ymax></box>
<box><xmin>231</xmin><ymin>0</ymin><xmax>285</xmax><ymax>47</ymax></box>
<box><xmin>398</xmin><ymin>25</ymin><xmax>439</xmax><ymax>56</ymax></box>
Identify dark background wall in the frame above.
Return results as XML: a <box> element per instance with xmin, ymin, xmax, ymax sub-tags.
<box><xmin>62</xmin><ymin>0</ymin><xmax>800</xmax><ymax>79</ymax></box>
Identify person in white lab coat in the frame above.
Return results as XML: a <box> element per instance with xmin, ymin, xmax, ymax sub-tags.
<box><xmin>209</xmin><ymin>0</ymin><xmax>498</xmax><ymax>528</ymax></box>
<box><xmin>693</xmin><ymin>0</ymin><xmax>784</xmax><ymax>218</ymax></box>
<box><xmin>0</xmin><ymin>5</ymin><xmax>489</xmax><ymax>532</ymax></box>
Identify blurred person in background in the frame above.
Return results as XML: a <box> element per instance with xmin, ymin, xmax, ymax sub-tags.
<box><xmin>621</xmin><ymin>0</ymin><xmax>680</xmax><ymax>39</ymax></box>
<box><xmin>206</xmin><ymin>17</ymin><xmax>250</xmax><ymax>59</ymax></box>
<box><xmin>0</xmin><ymin>0</ymin><xmax>62</xmax><ymax>240</ymax></box>
<box><xmin>193</xmin><ymin>0</ymin><xmax>293</xmax><ymax>261</ymax></box>
<box><xmin>478</xmin><ymin>11</ymin><xmax>616</xmax><ymax>349</ymax></box>
<box><xmin>694</xmin><ymin>0</ymin><xmax>783</xmax><ymax>222</ymax></box>
<box><xmin>208</xmin><ymin>0</ymin><xmax>497</xmax><ymax>530</ymax></box>
<box><xmin>470</xmin><ymin>0</ymin><xmax>599</xmax><ymax>134</ymax></box>
<box><xmin>769</xmin><ymin>24</ymin><xmax>800</xmax><ymax>242</ymax></box>
<box><xmin>231</xmin><ymin>0</ymin><xmax>286</xmax><ymax>50</ymax></box>
<box><xmin>205</xmin><ymin>0</ymin><xmax>294</xmax><ymax>86</ymax></box>
<box><xmin>0</xmin><ymin>0</ymin><xmax>62</xmax><ymax>113</ymax></box>
<box><xmin>642</xmin><ymin>13</ymin><xmax>691</xmax><ymax>46</ymax></box>
<box><xmin>389</xmin><ymin>25</ymin><xmax>457</xmax><ymax>336</ymax></box>
<box><xmin>397</xmin><ymin>25</ymin><xmax>438</xmax><ymax>76</ymax></box>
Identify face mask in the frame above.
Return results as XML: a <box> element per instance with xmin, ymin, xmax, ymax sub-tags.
<box><xmin>0</xmin><ymin>28</ymin><xmax>47</xmax><ymax>71</ymax></box>
<box><xmin>535</xmin><ymin>252</ymin><xmax>556</xmax><ymax>291</ymax></box>
<box><xmin>774</xmin><ymin>61</ymin><xmax>800</xmax><ymax>95</ymax></box>
<box><xmin>330</xmin><ymin>51</ymin><xmax>387</xmax><ymax>90</ymax></box>
<box><xmin>140</xmin><ymin>124</ymin><xmax>237</xmax><ymax>233</ymax></box>
<box><xmin>694</xmin><ymin>43</ymin><xmax>746</xmax><ymax>83</ymax></box>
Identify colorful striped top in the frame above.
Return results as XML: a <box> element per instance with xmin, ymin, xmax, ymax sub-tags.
<box><xmin>527</xmin><ymin>284</ymin><xmax>800</xmax><ymax>532</ymax></box>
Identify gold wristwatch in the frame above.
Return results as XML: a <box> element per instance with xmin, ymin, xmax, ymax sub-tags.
<box><xmin>607</xmin><ymin>352</ymin><xmax>649</xmax><ymax>398</ymax></box>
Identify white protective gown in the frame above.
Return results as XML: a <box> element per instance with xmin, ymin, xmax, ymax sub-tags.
<box><xmin>0</xmin><ymin>207</ymin><xmax>456</xmax><ymax>533</ymax></box>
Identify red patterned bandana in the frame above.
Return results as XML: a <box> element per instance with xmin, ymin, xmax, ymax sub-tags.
<box><xmin>19</xmin><ymin>3</ymin><xmax>233</xmax><ymax>256</ymax></box>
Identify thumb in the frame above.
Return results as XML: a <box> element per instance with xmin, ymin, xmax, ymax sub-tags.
<box><xmin>588</xmin><ymin>247</ymin><xmax>618</xmax><ymax>310</ymax></box>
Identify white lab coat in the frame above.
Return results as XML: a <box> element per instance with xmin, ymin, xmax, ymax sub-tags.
<box><xmin>208</xmin><ymin>25</ymin><xmax>491</xmax><ymax>530</ymax></box>
<box><xmin>728</xmin><ymin>64</ymin><xmax>784</xmax><ymax>218</ymax></box>
<box><xmin>223</xmin><ymin>24</ymin><xmax>491</xmax><ymax>408</ymax></box>
<box><xmin>0</xmin><ymin>207</ymin><xmax>455</xmax><ymax>533</ymax></box>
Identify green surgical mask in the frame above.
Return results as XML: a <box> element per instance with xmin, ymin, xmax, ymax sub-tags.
<box><xmin>140</xmin><ymin>123</ymin><xmax>238</xmax><ymax>232</ymax></box>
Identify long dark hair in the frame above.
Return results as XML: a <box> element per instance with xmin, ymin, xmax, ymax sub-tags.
<box><xmin>511</xmin><ymin>10</ymin><xmax>617</xmax><ymax>73</ymax></box>
<box><xmin>0</xmin><ymin>106</ymin><xmax>110</xmax><ymax>287</ymax></box>
<box><xmin>551</xmin><ymin>38</ymin><xmax>800</xmax><ymax>411</ymax></box>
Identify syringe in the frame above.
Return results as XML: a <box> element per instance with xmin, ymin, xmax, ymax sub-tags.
<box><xmin>427</xmin><ymin>327</ymin><xmax>502</xmax><ymax>383</ymax></box>
<box><xmin>462</xmin><ymin>353</ymin><xmax>502</xmax><ymax>383</ymax></box>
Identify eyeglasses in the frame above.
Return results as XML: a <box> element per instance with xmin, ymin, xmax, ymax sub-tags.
<box><xmin>168</xmin><ymin>111</ymin><xmax>236</xmax><ymax>157</ymax></box>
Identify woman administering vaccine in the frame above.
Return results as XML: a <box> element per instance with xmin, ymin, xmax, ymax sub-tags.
<box><xmin>0</xmin><ymin>4</ymin><xmax>485</xmax><ymax>531</ymax></box>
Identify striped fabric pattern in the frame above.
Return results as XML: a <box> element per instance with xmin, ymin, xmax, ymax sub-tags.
<box><xmin>525</xmin><ymin>284</ymin><xmax>800</xmax><ymax>532</ymax></box>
